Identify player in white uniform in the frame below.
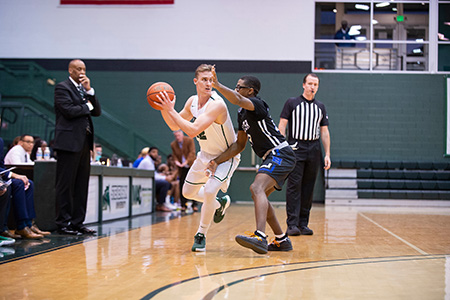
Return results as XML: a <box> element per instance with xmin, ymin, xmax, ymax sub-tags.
<box><xmin>156</xmin><ymin>64</ymin><xmax>240</xmax><ymax>252</ymax></box>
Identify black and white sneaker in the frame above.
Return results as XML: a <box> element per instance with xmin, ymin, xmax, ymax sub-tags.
<box><xmin>235</xmin><ymin>231</ymin><xmax>268</xmax><ymax>254</ymax></box>
<box><xmin>268</xmin><ymin>235</ymin><xmax>293</xmax><ymax>251</ymax></box>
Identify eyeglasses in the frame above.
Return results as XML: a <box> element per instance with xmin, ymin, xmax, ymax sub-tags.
<box><xmin>22</xmin><ymin>140</ymin><xmax>34</xmax><ymax>144</ymax></box>
<box><xmin>235</xmin><ymin>85</ymin><xmax>252</xmax><ymax>91</ymax></box>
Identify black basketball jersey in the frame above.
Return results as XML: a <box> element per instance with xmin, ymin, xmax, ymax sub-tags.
<box><xmin>237</xmin><ymin>97</ymin><xmax>286</xmax><ymax>158</ymax></box>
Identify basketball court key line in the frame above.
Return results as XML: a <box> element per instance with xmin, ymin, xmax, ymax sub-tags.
<box><xmin>358</xmin><ymin>212</ymin><xmax>428</xmax><ymax>255</ymax></box>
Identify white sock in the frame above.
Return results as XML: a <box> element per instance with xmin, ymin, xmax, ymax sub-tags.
<box><xmin>255</xmin><ymin>230</ymin><xmax>266</xmax><ymax>238</ymax></box>
<box><xmin>197</xmin><ymin>223</ymin><xmax>210</xmax><ymax>235</ymax></box>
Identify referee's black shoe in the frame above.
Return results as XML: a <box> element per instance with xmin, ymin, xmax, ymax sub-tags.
<box><xmin>300</xmin><ymin>226</ymin><xmax>314</xmax><ymax>235</ymax></box>
<box><xmin>286</xmin><ymin>226</ymin><xmax>301</xmax><ymax>236</ymax></box>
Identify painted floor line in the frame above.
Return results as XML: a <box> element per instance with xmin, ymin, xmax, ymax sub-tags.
<box><xmin>358</xmin><ymin>212</ymin><xmax>428</xmax><ymax>255</ymax></box>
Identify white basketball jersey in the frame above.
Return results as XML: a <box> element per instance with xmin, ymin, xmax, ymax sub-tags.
<box><xmin>190</xmin><ymin>91</ymin><xmax>237</xmax><ymax>156</ymax></box>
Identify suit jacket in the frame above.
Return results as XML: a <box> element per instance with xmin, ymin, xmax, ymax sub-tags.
<box><xmin>53</xmin><ymin>79</ymin><xmax>101</xmax><ymax>152</ymax></box>
<box><xmin>170</xmin><ymin>136</ymin><xmax>196</xmax><ymax>168</ymax></box>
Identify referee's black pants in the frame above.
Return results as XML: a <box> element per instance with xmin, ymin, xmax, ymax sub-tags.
<box><xmin>286</xmin><ymin>140</ymin><xmax>321</xmax><ymax>228</ymax></box>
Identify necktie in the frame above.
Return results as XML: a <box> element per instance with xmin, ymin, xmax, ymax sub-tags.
<box><xmin>78</xmin><ymin>85</ymin><xmax>86</xmax><ymax>100</ymax></box>
<box><xmin>78</xmin><ymin>85</ymin><xmax>92</xmax><ymax>134</ymax></box>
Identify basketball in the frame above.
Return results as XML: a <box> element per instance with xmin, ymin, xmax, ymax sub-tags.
<box><xmin>146</xmin><ymin>82</ymin><xmax>175</xmax><ymax>110</ymax></box>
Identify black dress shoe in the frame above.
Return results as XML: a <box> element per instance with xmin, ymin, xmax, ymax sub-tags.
<box><xmin>76</xmin><ymin>226</ymin><xmax>97</xmax><ymax>235</ymax></box>
<box><xmin>286</xmin><ymin>226</ymin><xmax>301</xmax><ymax>236</ymax></box>
<box><xmin>57</xmin><ymin>227</ymin><xmax>82</xmax><ymax>236</ymax></box>
<box><xmin>300</xmin><ymin>226</ymin><xmax>314</xmax><ymax>235</ymax></box>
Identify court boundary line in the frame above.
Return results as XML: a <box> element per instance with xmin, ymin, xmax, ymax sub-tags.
<box><xmin>142</xmin><ymin>254</ymin><xmax>447</xmax><ymax>299</ymax></box>
<box><xmin>358</xmin><ymin>211</ymin><xmax>428</xmax><ymax>255</ymax></box>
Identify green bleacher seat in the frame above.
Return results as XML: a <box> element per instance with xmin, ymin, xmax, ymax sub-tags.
<box><xmin>371</xmin><ymin>170</ymin><xmax>388</xmax><ymax>179</ymax></box>
<box><xmin>405</xmin><ymin>191</ymin><xmax>422</xmax><ymax>199</ymax></box>
<box><xmin>421</xmin><ymin>191</ymin><xmax>440</xmax><ymax>199</ymax></box>
<box><xmin>357</xmin><ymin>180</ymin><xmax>373</xmax><ymax>189</ymax></box>
<box><xmin>340</xmin><ymin>160</ymin><xmax>356</xmax><ymax>168</ymax></box>
<box><xmin>405</xmin><ymin>181</ymin><xmax>421</xmax><ymax>190</ymax></box>
<box><xmin>371</xmin><ymin>160</ymin><xmax>387</xmax><ymax>169</ymax></box>
<box><xmin>373</xmin><ymin>181</ymin><xmax>389</xmax><ymax>189</ymax></box>
<box><xmin>356</xmin><ymin>160</ymin><xmax>371</xmax><ymax>169</ymax></box>
<box><xmin>357</xmin><ymin>190</ymin><xmax>373</xmax><ymax>198</ymax></box>
<box><xmin>435</xmin><ymin>171</ymin><xmax>450</xmax><ymax>180</ymax></box>
<box><xmin>418</xmin><ymin>171</ymin><xmax>435</xmax><ymax>180</ymax></box>
<box><xmin>403</xmin><ymin>171</ymin><xmax>419</xmax><ymax>180</ymax></box>
<box><xmin>357</xmin><ymin>169</ymin><xmax>372</xmax><ymax>178</ymax></box>
<box><xmin>439</xmin><ymin>191</ymin><xmax>450</xmax><ymax>200</ymax></box>
<box><xmin>433</xmin><ymin>162</ymin><xmax>449</xmax><ymax>170</ymax></box>
<box><xmin>418</xmin><ymin>162</ymin><xmax>433</xmax><ymax>170</ymax></box>
<box><xmin>373</xmin><ymin>190</ymin><xmax>390</xmax><ymax>198</ymax></box>
<box><xmin>390</xmin><ymin>190</ymin><xmax>407</xmax><ymax>199</ymax></box>
<box><xmin>388</xmin><ymin>170</ymin><xmax>404</xmax><ymax>179</ymax></box>
<box><xmin>437</xmin><ymin>182</ymin><xmax>450</xmax><ymax>190</ymax></box>
<box><xmin>402</xmin><ymin>161</ymin><xmax>418</xmax><ymax>170</ymax></box>
<box><xmin>420</xmin><ymin>181</ymin><xmax>437</xmax><ymax>190</ymax></box>
<box><xmin>386</xmin><ymin>161</ymin><xmax>402</xmax><ymax>169</ymax></box>
<box><xmin>389</xmin><ymin>181</ymin><xmax>405</xmax><ymax>189</ymax></box>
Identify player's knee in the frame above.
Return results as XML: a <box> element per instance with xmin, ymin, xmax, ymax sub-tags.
<box><xmin>249</xmin><ymin>182</ymin><xmax>263</xmax><ymax>196</ymax></box>
<box><xmin>182</xmin><ymin>185</ymin><xmax>196</xmax><ymax>199</ymax></box>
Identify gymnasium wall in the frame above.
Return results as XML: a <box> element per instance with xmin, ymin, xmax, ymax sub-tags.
<box><xmin>0</xmin><ymin>0</ymin><xmax>314</xmax><ymax>61</ymax></box>
<box><xmin>0</xmin><ymin>0</ymin><xmax>448</xmax><ymax>164</ymax></box>
<box><xmin>9</xmin><ymin>60</ymin><xmax>444</xmax><ymax>164</ymax></box>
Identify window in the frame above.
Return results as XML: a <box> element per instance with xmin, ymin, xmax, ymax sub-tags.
<box><xmin>314</xmin><ymin>1</ymin><xmax>450</xmax><ymax>73</ymax></box>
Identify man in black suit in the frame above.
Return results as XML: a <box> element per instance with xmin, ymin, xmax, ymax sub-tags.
<box><xmin>53</xmin><ymin>59</ymin><xmax>101</xmax><ymax>235</ymax></box>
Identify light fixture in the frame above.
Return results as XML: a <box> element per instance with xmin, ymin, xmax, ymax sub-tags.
<box><xmin>333</xmin><ymin>8</ymin><xmax>337</xmax><ymax>13</ymax></box>
<box><xmin>373</xmin><ymin>19</ymin><xmax>379</xmax><ymax>25</ymax></box>
<box><xmin>355</xmin><ymin>4</ymin><xmax>369</xmax><ymax>11</ymax></box>
<box><xmin>438</xmin><ymin>33</ymin><xmax>449</xmax><ymax>41</ymax></box>
<box><xmin>392</xmin><ymin>7</ymin><xmax>397</xmax><ymax>11</ymax></box>
<box><xmin>415</xmin><ymin>39</ymin><xmax>424</xmax><ymax>42</ymax></box>
<box><xmin>413</xmin><ymin>48</ymin><xmax>422</xmax><ymax>54</ymax></box>
<box><xmin>349</xmin><ymin>25</ymin><xmax>362</xmax><ymax>36</ymax></box>
<box><xmin>376</xmin><ymin>2</ymin><xmax>390</xmax><ymax>8</ymax></box>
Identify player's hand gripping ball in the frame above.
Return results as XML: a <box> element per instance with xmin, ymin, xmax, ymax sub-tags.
<box><xmin>146</xmin><ymin>82</ymin><xmax>175</xmax><ymax>110</ymax></box>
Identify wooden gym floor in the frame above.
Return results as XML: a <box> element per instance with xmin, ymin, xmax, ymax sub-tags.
<box><xmin>0</xmin><ymin>203</ymin><xmax>449</xmax><ymax>299</ymax></box>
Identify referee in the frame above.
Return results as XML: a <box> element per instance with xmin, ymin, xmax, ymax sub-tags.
<box><xmin>278</xmin><ymin>73</ymin><xmax>331</xmax><ymax>236</ymax></box>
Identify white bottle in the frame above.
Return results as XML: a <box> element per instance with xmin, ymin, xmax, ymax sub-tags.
<box><xmin>36</xmin><ymin>148</ymin><xmax>43</xmax><ymax>161</ymax></box>
<box><xmin>43</xmin><ymin>148</ymin><xmax>50</xmax><ymax>160</ymax></box>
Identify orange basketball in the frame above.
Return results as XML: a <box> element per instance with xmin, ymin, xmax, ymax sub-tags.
<box><xmin>146</xmin><ymin>82</ymin><xmax>175</xmax><ymax>110</ymax></box>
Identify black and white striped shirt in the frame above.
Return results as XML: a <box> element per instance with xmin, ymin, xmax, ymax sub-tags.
<box><xmin>280</xmin><ymin>95</ymin><xmax>329</xmax><ymax>143</ymax></box>
<box><xmin>238</xmin><ymin>97</ymin><xmax>286</xmax><ymax>158</ymax></box>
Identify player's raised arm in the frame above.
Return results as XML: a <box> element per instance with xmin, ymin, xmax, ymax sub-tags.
<box><xmin>158</xmin><ymin>91</ymin><xmax>225</xmax><ymax>138</ymax></box>
<box><xmin>211</xmin><ymin>66</ymin><xmax>255</xmax><ymax>111</ymax></box>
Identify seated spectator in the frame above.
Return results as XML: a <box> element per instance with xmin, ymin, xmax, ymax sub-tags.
<box><xmin>0</xmin><ymin>137</ymin><xmax>49</xmax><ymax>239</ymax></box>
<box><xmin>157</xmin><ymin>162</ymin><xmax>179</xmax><ymax>210</ymax></box>
<box><xmin>5</xmin><ymin>134</ymin><xmax>34</xmax><ymax>164</ymax></box>
<box><xmin>133</xmin><ymin>147</ymin><xmax>149</xmax><ymax>168</ymax></box>
<box><xmin>0</xmin><ymin>175</ymin><xmax>14</xmax><ymax>246</ymax></box>
<box><xmin>165</xmin><ymin>155</ymin><xmax>180</xmax><ymax>208</ymax></box>
<box><xmin>149</xmin><ymin>146</ymin><xmax>162</xmax><ymax>169</ymax></box>
<box><xmin>30</xmin><ymin>138</ymin><xmax>49</xmax><ymax>161</ymax></box>
<box><xmin>138</xmin><ymin>147</ymin><xmax>172</xmax><ymax>212</ymax></box>
<box><xmin>91</xmin><ymin>143</ymin><xmax>108</xmax><ymax>165</ymax></box>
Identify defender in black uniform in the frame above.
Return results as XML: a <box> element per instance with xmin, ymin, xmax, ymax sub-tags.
<box><xmin>206</xmin><ymin>67</ymin><xmax>295</xmax><ymax>254</ymax></box>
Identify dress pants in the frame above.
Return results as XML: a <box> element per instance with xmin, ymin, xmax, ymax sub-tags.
<box><xmin>155</xmin><ymin>180</ymin><xmax>171</xmax><ymax>205</ymax></box>
<box><xmin>55</xmin><ymin>135</ymin><xmax>91</xmax><ymax>229</ymax></box>
<box><xmin>286</xmin><ymin>140</ymin><xmax>321</xmax><ymax>228</ymax></box>
<box><xmin>0</xmin><ymin>187</ymin><xmax>11</xmax><ymax>231</ymax></box>
<box><xmin>10</xmin><ymin>179</ymin><xmax>36</xmax><ymax>230</ymax></box>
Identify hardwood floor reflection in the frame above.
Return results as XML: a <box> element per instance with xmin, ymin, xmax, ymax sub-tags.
<box><xmin>0</xmin><ymin>204</ymin><xmax>449</xmax><ymax>299</ymax></box>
